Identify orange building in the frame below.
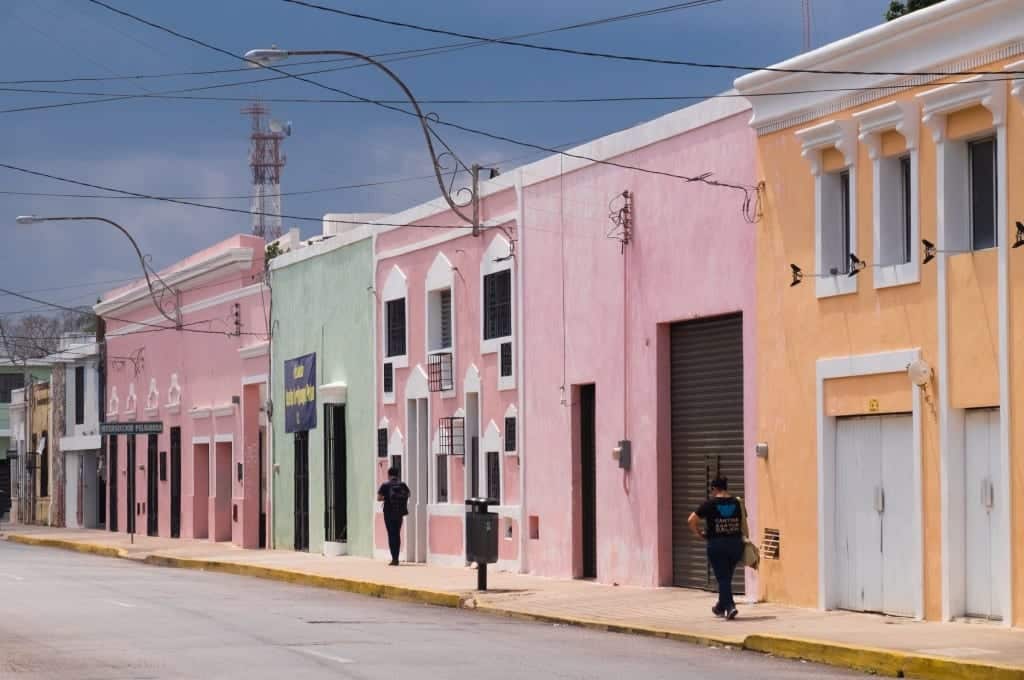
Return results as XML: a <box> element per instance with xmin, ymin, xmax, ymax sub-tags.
<box><xmin>735</xmin><ymin>0</ymin><xmax>1024</xmax><ymax>626</ymax></box>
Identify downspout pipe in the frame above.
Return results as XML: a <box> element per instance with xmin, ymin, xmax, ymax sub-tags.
<box><xmin>515</xmin><ymin>170</ymin><xmax>528</xmax><ymax>574</ymax></box>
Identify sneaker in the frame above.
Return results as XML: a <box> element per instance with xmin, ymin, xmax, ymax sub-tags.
<box><xmin>389</xmin><ymin>559</ymin><xmax>399</xmax><ymax>566</ymax></box>
<box><xmin>711</xmin><ymin>605</ymin><xmax>725</xmax><ymax>617</ymax></box>
<box><xmin>726</xmin><ymin>608</ymin><xmax>739</xmax><ymax>620</ymax></box>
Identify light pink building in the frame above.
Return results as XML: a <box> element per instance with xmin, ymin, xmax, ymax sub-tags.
<box><xmin>519</xmin><ymin>97</ymin><xmax>759</xmax><ymax>590</ymax></box>
<box><xmin>373</xmin><ymin>193</ymin><xmax>522</xmax><ymax>569</ymax></box>
<box><xmin>98</xmin><ymin>234</ymin><xmax>269</xmax><ymax>549</ymax></box>
<box><xmin>371</xmin><ymin>96</ymin><xmax>758</xmax><ymax>586</ymax></box>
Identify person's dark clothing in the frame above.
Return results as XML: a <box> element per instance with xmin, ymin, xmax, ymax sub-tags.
<box><xmin>696</xmin><ymin>495</ymin><xmax>745</xmax><ymax>612</ymax></box>
<box><xmin>383</xmin><ymin>512</ymin><xmax>403</xmax><ymax>563</ymax></box>
<box><xmin>378</xmin><ymin>479</ymin><xmax>411</xmax><ymax>563</ymax></box>
<box><xmin>695</xmin><ymin>496</ymin><xmax>743</xmax><ymax>539</ymax></box>
<box><xmin>378</xmin><ymin>480</ymin><xmax>411</xmax><ymax>516</ymax></box>
<box><xmin>707</xmin><ymin>536</ymin><xmax>743</xmax><ymax>611</ymax></box>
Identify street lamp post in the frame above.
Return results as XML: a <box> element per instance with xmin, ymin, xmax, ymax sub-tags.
<box><xmin>15</xmin><ymin>215</ymin><xmax>182</xmax><ymax>328</ymax></box>
<box><xmin>244</xmin><ymin>47</ymin><xmax>489</xmax><ymax>236</ymax></box>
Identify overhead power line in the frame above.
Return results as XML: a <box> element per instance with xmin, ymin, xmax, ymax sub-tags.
<box><xmin>0</xmin><ymin>162</ymin><xmax>478</xmax><ymax>230</ymax></box>
<box><xmin>4</xmin><ymin>76</ymin><xmax>1023</xmax><ymax>116</ymax></box>
<box><xmin>4</xmin><ymin>0</ymin><xmax>719</xmax><ymax>87</ymax></box>
<box><xmin>0</xmin><ymin>283</ymin><xmax>264</xmax><ymax>337</ymax></box>
<box><xmin>81</xmin><ymin>0</ymin><xmax>759</xmax><ymax>212</ymax></box>
<box><xmin>279</xmin><ymin>0</ymin><xmax>1024</xmax><ymax>77</ymax></box>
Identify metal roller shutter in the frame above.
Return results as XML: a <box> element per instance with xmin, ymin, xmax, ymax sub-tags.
<box><xmin>670</xmin><ymin>313</ymin><xmax>745</xmax><ymax>593</ymax></box>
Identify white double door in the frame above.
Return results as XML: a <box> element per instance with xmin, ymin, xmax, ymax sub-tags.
<box><xmin>834</xmin><ymin>414</ymin><xmax>915</xmax><ymax>617</ymax></box>
<box><xmin>964</xmin><ymin>408</ymin><xmax>1005</xmax><ymax>620</ymax></box>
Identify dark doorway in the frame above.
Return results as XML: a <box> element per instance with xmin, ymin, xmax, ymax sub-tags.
<box><xmin>0</xmin><ymin>458</ymin><xmax>10</xmax><ymax>518</ymax></box>
<box><xmin>324</xmin><ymin>405</ymin><xmax>347</xmax><ymax>544</ymax></box>
<box><xmin>147</xmin><ymin>434</ymin><xmax>158</xmax><ymax>536</ymax></box>
<box><xmin>579</xmin><ymin>384</ymin><xmax>597</xmax><ymax>579</ymax></box>
<box><xmin>170</xmin><ymin>428</ymin><xmax>181</xmax><ymax>539</ymax></box>
<box><xmin>670</xmin><ymin>314</ymin><xmax>745</xmax><ymax>594</ymax></box>
<box><xmin>108</xmin><ymin>436</ymin><xmax>118</xmax><ymax>532</ymax></box>
<box><xmin>258</xmin><ymin>428</ymin><xmax>266</xmax><ymax>548</ymax></box>
<box><xmin>98</xmin><ymin>461</ymin><xmax>106</xmax><ymax>528</ymax></box>
<box><xmin>293</xmin><ymin>431</ymin><xmax>309</xmax><ymax>551</ymax></box>
<box><xmin>126</xmin><ymin>435</ymin><xmax>136</xmax><ymax>534</ymax></box>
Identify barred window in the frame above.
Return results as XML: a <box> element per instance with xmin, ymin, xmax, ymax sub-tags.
<box><xmin>385</xmin><ymin>298</ymin><xmax>406</xmax><ymax>357</ymax></box>
<box><xmin>483</xmin><ymin>270</ymin><xmax>512</xmax><ymax>340</ymax></box>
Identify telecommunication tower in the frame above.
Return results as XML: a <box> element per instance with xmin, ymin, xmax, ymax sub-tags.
<box><xmin>243</xmin><ymin>102</ymin><xmax>290</xmax><ymax>240</ymax></box>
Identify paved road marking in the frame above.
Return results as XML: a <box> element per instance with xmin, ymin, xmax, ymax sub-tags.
<box><xmin>295</xmin><ymin>648</ymin><xmax>354</xmax><ymax>665</ymax></box>
<box><xmin>110</xmin><ymin>601</ymin><xmax>137</xmax><ymax>608</ymax></box>
<box><xmin>0</xmin><ymin>573</ymin><xmax>25</xmax><ymax>581</ymax></box>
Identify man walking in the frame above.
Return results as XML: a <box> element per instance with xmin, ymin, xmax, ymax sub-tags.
<box><xmin>377</xmin><ymin>467</ymin><xmax>410</xmax><ymax>566</ymax></box>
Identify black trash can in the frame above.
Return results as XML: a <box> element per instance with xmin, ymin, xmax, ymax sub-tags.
<box><xmin>465</xmin><ymin>497</ymin><xmax>499</xmax><ymax>590</ymax></box>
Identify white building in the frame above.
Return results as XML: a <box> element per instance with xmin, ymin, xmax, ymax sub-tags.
<box><xmin>47</xmin><ymin>336</ymin><xmax>103</xmax><ymax>529</ymax></box>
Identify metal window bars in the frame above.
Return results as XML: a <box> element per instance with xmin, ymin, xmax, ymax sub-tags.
<box><xmin>438</xmin><ymin>417</ymin><xmax>465</xmax><ymax>456</ymax></box>
<box><xmin>428</xmin><ymin>352</ymin><xmax>455</xmax><ymax>392</ymax></box>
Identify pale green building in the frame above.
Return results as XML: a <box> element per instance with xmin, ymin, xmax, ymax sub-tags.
<box><xmin>268</xmin><ymin>220</ymin><xmax>379</xmax><ymax>556</ymax></box>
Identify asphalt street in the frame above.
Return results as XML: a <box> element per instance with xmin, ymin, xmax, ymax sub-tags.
<box><xmin>0</xmin><ymin>541</ymin><xmax>861</xmax><ymax>679</ymax></box>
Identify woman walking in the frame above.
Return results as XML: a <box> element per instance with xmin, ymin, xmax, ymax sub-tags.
<box><xmin>688</xmin><ymin>476</ymin><xmax>746</xmax><ymax>620</ymax></box>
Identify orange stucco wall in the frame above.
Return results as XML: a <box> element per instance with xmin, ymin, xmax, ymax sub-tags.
<box><xmin>754</xmin><ymin>53</ymin><xmax>1022</xmax><ymax>624</ymax></box>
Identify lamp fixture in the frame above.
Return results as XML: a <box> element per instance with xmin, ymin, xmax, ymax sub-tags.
<box><xmin>848</xmin><ymin>253</ymin><xmax>867</xmax><ymax>278</ymax></box>
<box><xmin>789</xmin><ymin>262</ymin><xmax>843</xmax><ymax>287</ymax></box>
<box><xmin>790</xmin><ymin>263</ymin><xmax>804</xmax><ymax>287</ymax></box>
<box><xmin>922</xmin><ymin>239</ymin><xmax>969</xmax><ymax>264</ymax></box>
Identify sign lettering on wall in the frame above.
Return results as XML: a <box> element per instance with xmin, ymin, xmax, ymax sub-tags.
<box><xmin>284</xmin><ymin>353</ymin><xmax>316</xmax><ymax>433</ymax></box>
<box><xmin>99</xmin><ymin>421</ymin><xmax>163</xmax><ymax>435</ymax></box>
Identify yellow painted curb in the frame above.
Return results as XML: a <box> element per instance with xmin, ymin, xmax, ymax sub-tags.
<box><xmin>473</xmin><ymin>603</ymin><xmax>742</xmax><ymax>648</ymax></box>
<box><xmin>6</xmin><ymin>534</ymin><xmax>127</xmax><ymax>559</ymax></box>
<box><xmin>8</xmin><ymin>534</ymin><xmax>1024</xmax><ymax>679</ymax></box>
<box><xmin>142</xmin><ymin>554</ymin><xmax>465</xmax><ymax>609</ymax></box>
<box><xmin>745</xmin><ymin>635</ymin><xmax>1024</xmax><ymax>680</ymax></box>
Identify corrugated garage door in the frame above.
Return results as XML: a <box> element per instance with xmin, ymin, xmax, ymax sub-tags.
<box><xmin>671</xmin><ymin>313</ymin><xmax>745</xmax><ymax>593</ymax></box>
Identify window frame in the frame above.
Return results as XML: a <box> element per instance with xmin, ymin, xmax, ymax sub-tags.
<box><xmin>795</xmin><ymin>118</ymin><xmax>859</xmax><ymax>299</ymax></box>
<box><xmin>385</xmin><ymin>298</ymin><xmax>407</xmax><ymax>359</ymax></box>
<box><xmin>74</xmin><ymin>365</ymin><xmax>86</xmax><ymax>426</ymax></box>
<box><xmin>480</xmin><ymin>235</ymin><xmax>515</xmax><ymax>355</ymax></box>
<box><xmin>968</xmin><ymin>136</ymin><xmax>997</xmax><ymax>252</ymax></box>
<box><xmin>854</xmin><ymin>99</ymin><xmax>921</xmax><ymax>289</ymax></box>
<box><xmin>0</xmin><ymin>373</ymin><xmax>25</xmax><ymax>404</ymax></box>
<box><xmin>380</xmin><ymin>265</ymin><xmax>409</xmax><ymax>404</ymax></box>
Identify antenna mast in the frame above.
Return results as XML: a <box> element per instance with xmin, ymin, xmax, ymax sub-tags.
<box><xmin>802</xmin><ymin>0</ymin><xmax>812</xmax><ymax>52</ymax></box>
<box><xmin>243</xmin><ymin>101</ymin><xmax>287</xmax><ymax>240</ymax></box>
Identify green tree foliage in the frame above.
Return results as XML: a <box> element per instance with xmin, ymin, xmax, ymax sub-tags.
<box><xmin>886</xmin><ymin>0</ymin><xmax>945</xmax><ymax>21</ymax></box>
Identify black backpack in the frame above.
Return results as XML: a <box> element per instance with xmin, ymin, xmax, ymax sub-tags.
<box><xmin>387</xmin><ymin>482</ymin><xmax>410</xmax><ymax>516</ymax></box>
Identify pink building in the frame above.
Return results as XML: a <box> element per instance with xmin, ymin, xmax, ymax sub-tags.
<box><xmin>372</xmin><ymin>97</ymin><xmax>758</xmax><ymax>585</ymax></box>
<box><xmin>518</xmin><ymin>97</ymin><xmax>759</xmax><ymax>589</ymax></box>
<box><xmin>373</xmin><ymin>193</ymin><xmax>522</xmax><ymax>569</ymax></box>
<box><xmin>98</xmin><ymin>234</ymin><xmax>269</xmax><ymax>549</ymax></box>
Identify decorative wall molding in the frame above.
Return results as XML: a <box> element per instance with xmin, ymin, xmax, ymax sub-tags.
<box><xmin>795</xmin><ymin>119</ymin><xmax>858</xmax><ymax>176</ymax></box>
<box><xmin>854</xmin><ymin>100</ymin><xmax>920</xmax><ymax>158</ymax></box>
<box><xmin>919</xmin><ymin>76</ymin><xmax>1007</xmax><ymax>143</ymax></box>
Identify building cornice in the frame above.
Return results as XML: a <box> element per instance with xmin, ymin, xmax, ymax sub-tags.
<box><xmin>734</xmin><ymin>0</ymin><xmax>1024</xmax><ymax>135</ymax></box>
<box><xmin>96</xmin><ymin>247</ymin><xmax>254</xmax><ymax>317</ymax></box>
<box><xmin>853</xmin><ymin>100</ymin><xmax>920</xmax><ymax>158</ymax></box>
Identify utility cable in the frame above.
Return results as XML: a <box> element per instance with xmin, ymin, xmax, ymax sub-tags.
<box><xmin>81</xmin><ymin>0</ymin><xmax>759</xmax><ymax>209</ymax></box>
<box><xmin>281</xmin><ymin>0</ymin><xmax>1024</xmax><ymax>77</ymax></box>
<box><xmin>6</xmin><ymin>0</ymin><xmax>719</xmax><ymax>86</ymax></box>
<box><xmin>0</xmin><ymin>162</ymin><xmax>476</xmax><ymax>230</ymax></box>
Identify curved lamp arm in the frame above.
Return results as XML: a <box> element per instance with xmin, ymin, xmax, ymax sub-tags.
<box><xmin>245</xmin><ymin>48</ymin><xmax>478</xmax><ymax>228</ymax></box>
<box><xmin>15</xmin><ymin>215</ymin><xmax>181</xmax><ymax>328</ymax></box>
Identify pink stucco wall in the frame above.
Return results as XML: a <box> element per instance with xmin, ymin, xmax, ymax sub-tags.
<box><xmin>521</xmin><ymin>107</ymin><xmax>758</xmax><ymax>587</ymax></box>
<box><xmin>102</xmin><ymin>234</ymin><xmax>268</xmax><ymax>549</ymax></box>
<box><xmin>374</xmin><ymin>197</ymin><xmax>520</xmax><ymax>566</ymax></box>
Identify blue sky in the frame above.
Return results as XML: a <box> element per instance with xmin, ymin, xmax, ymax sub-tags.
<box><xmin>0</xmin><ymin>0</ymin><xmax>888</xmax><ymax>317</ymax></box>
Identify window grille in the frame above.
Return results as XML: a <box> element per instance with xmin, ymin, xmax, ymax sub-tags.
<box><xmin>428</xmin><ymin>352</ymin><xmax>454</xmax><ymax>392</ymax></box>
<box><xmin>438</xmin><ymin>417</ymin><xmax>465</xmax><ymax>456</ymax></box>
<box><xmin>483</xmin><ymin>270</ymin><xmax>512</xmax><ymax>340</ymax></box>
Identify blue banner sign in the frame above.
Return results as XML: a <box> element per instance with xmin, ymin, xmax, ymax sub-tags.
<box><xmin>284</xmin><ymin>353</ymin><xmax>316</xmax><ymax>433</ymax></box>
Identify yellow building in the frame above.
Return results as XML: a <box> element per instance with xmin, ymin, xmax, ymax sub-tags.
<box><xmin>30</xmin><ymin>381</ymin><xmax>52</xmax><ymax>525</ymax></box>
<box><xmin>735</xmin><ymin>0</ymin><xmax>1023</xmax><ymax>626</ymax></box>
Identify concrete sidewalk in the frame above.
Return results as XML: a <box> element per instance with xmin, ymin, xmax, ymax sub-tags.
<box><xmin>5</xmin><ymin>525</ymin><xmax>1024</xmax><ymax>680</ymax></box>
